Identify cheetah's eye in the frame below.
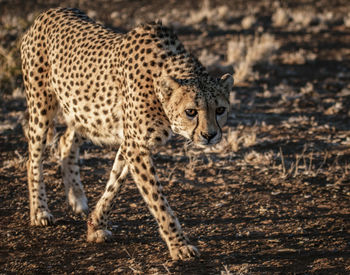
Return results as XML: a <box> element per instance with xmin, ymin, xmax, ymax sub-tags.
<box><xmin>216</xmin><ymin>107</ymin><xmax>226</xmax><ymax>115</ymax></box>
<box><xmin>185</xmin><ymin>109</ymin><xmax>198</xmax><ymax>118</ymax></box>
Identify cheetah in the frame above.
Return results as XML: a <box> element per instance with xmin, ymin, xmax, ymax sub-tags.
<box><xmin>21</xmin><ymin>8</ymin><xmax>233</xmax><ymax>260</ymax></box>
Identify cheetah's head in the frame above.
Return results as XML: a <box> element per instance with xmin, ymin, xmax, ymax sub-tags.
<box><xmin>155</xmin><ymin>74</ymin><xmax>233</xmax><ymax>147</ymax></box>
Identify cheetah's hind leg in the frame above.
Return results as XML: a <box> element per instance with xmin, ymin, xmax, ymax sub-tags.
<box><xmin>59</xmin><ymin>128</ymin><xmax>88</xmax><ymax>217</ymax></box>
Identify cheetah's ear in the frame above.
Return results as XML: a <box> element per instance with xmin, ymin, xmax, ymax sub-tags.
<box><xmin>159</xmin><ymin>76</ymin><xmax>181</xmax><ymax>91</ymax></box>
<box><xmin>220</xmin><ymin>74</ymin><xmax>234</xmax><ymax>96</ymax></box>
<box><xmin>156</xmin><ymin>75</ymin><xmax>181</xmax><ymax>103</ymax></box>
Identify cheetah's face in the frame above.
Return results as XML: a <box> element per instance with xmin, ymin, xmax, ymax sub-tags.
<box><xmin>156</xmin><ymin>74</ymin><xmax>233</xmax><ymax>147</ymax></box>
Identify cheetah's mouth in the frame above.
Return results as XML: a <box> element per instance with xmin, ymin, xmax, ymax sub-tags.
<box><xmin>171</xmin><ymin>126</ymin><xmax>222</xmax><ymax>147</ymax></box>
<box><xmin>189</xmin><ymin>135</ymin><xmax>223</xmax><ymax>149</ymax></box>
<box><xmin>197</xmin><ymin>132</ymin><xmax>222</xmax><ymax>147</ymax></box>
<box><xmin>197</xmin><ymin>139</ymin><xmax>221</xmax><ymax>147</ymax></box>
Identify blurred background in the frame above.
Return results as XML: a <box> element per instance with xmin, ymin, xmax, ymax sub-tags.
<box><xmin>1</xmin><ymin>0</ymin><xmax>349</xmax><ymax>95</ymax></box>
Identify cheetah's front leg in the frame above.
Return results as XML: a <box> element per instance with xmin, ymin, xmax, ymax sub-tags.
<box><xmin>87</xmin><ymin>149</ymin><xmax>128</xmax><ymax>243</ymax></box>
<box><xmin>129</xmin><ymin>149</ymin><xmax>199</xmax><ymax>260</ymax></box>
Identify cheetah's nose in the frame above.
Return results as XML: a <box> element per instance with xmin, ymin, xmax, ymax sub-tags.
<box><xmin>200</xmin><ymin>131</ymin><xmax>217</xmax><ymax>142</ymax></box>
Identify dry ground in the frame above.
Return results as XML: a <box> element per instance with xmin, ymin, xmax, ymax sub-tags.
<box><xmin>1</xmin><ymin>0</ymin><xmax>350</xmax><ymax>274</ymax></box>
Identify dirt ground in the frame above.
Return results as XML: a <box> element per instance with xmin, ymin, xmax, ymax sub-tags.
<box><xmin>1</xmin><ymin>0</ymin><xmax>350</xmax><ymax>274</ymax></box>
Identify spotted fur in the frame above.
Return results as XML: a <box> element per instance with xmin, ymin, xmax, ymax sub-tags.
<box><xmin>21</xmin><ymin>8</ymin><xmax>233</xmax><ymax>260</ymax></box>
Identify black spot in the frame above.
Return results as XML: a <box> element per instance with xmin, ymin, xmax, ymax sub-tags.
<box><xmin>141</xmin><ymin>174</ymin><xmax>148</xmax><ymax>181</ymax></box>
<box><xmin>152</xmin><ymin>192</ymin><xmax>158</xmax><ymax>201</ymax></box>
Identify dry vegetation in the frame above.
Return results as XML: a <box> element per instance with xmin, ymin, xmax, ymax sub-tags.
<box><xmin>1</xmin><ymin>0</ymin><xmax>350</xmax><ymax>274</ymax></box>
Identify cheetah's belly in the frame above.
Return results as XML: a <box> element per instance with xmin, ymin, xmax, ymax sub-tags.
<box><xmin>62</xmin><ymin>102</ymin><xmax>125</xmax><ymax>146</ymax></box>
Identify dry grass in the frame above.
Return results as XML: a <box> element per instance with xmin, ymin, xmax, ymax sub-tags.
<box><xmin>0</xmin><ymin>13</ymin><xmax>34</xmax><ymax>95</ymax></box>
<box><xmin>210</xmin><ymin>126</ymin><xmax>258</xmax><ymax>154</ymax></box>
<box><xmin>2</xmin><ymin>150</ymin><xmax>26</xmax><ymax>170</ymax></box>
<box><xmin>227</xmin><ymin>34</ymin><xmax>279</xmax><ymax>84</ymax></box>
<box><xmin>241</xmin><ymin>15</ymin><xmax>256</xmax><ymax>29</ymax></box>
<box><xmin>0</xmin><ymin>44</ymin><xmax>21</xmax><ymax>94</ymax></box>
<box><xmin>184</xmin><ymin>0</ymin><xmax>229</xmax><ymax>26</ymax></box>
<box><xmin>272</xmin><ymin>7</ymin><xmax>290</xmax><ymax>27</ymax></box>
<box><xmin>271</xmin><ymin>6</ymin><xmax>343</xmax><ymax>31</ymax></box>
<box><xmin>344</xmin><ymin>12</ymin><xmax>350</xmax><ymax>28</ymax></box>
<box><xmin>244</xmin><ymin>150</ymin><xmax>274</xmax><ymax>167</ymax></box>
<box><xmin>278</xmin><ymin>145</ymin><xmax>329</xmax><ymax>178</ymax></box>
<box><xmin>290</xmin><ymin>11</ymin><xmax>315</xmax><ymax>28</ymax></box>
<box><xmin>281</xmin><ymin>48</ymin><xmax>317</xmax><ymax>65</ymax></box>
<box><xmin>198</xmin><ymin>49</ymin><xmax>222</xmax><ymax>71</ymax></box>
<box><xmin>220</xmin><ymin>265</ymin><xmax>233</xmax><ymax>275</ymax></box>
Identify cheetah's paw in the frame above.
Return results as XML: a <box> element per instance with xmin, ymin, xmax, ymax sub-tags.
<box><xmin>170</xmin><ymin>244</ymin><xmax>200</xmax><ymax>261</ymax></box>
<box><xmin>87</xmin><ymin>229</ymin><xmax>112</xmax><ymax>243</ymax></box>
<box><xmin>67</xmin><ymin>192</ymin><xmax>89</xmax><ymax>217</ymax></box>
<box><xmin>69</xmin><ymin>197</ymin><xmax>89</xmax><ymax>218</ymax></box>
<box><xmin>31</xmin><ymin>210</ymin><xmax>54</xmax><ymax>226</ymax></box>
